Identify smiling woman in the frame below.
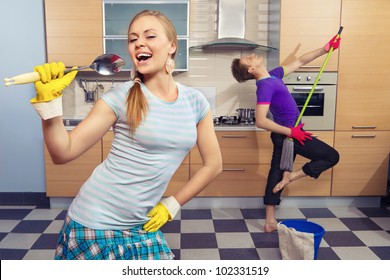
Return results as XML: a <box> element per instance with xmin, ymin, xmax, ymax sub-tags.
<box><xmin>126</xmin><ymin>10</ymin><xmax>179</xmax><ymax>133</ymax></box>
<box><xmin>29</xmin><ymin>9</ymin><xmax>222</xmax><ymax>260</ymax></box>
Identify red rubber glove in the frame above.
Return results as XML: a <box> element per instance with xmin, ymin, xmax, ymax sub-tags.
<box><xmin>324</xmin><ymin>35</ymin><xmax>341</xmax><ymax>52</ymax></box>
<box><xmin>289</xmin><ymin>123</ymin><xmax>313</xmax><ymax>145</ymax></box>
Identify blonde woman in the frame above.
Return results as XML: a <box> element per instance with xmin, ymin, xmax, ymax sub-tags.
<box><xmin>31</xmin><ymin>10</ymin><xmax>222</xmax><ymax>260</ymax></box>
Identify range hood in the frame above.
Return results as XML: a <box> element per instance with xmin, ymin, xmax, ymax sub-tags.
<box><xmin>190</xmin><ymin>0</ymin><xmax>276</xmax><ymax>51</ymax></box>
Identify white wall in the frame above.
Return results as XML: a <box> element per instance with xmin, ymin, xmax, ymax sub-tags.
<box><xmin>0</xmin><ymin>0</ymin><xmax>46</xmax><ymax>192</ymax></box>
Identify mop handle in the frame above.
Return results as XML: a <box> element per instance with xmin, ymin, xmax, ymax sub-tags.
<box><xmin>294</xmin><ymin>26</ymin><xmax>343</xmax><ymax>127</ymax></box>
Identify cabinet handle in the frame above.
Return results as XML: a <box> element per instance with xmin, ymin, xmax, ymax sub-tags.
<box><xmin>222</xmin><ymin>168</ymin><xmax>246</xmax><ymax>172</ymax></box>
<box><xmin>351</xmin><ymin>135</ymin><xmax>376</xmax><ymax>138</ymax></box>
<box><xmin>352</xmin><ymin>125</ymin><xmax>377</xmax><ymax>129</ymax></box>
<box><xmin>221</xmin><ymin>135</ymin><xmax>246</xmax><ymax>138</ymax></box>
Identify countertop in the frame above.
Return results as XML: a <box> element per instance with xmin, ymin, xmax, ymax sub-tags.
<box><xmin>63</xmin><ymin>118</ymin><xmax>264</xmax><ymax>131</ymax></box>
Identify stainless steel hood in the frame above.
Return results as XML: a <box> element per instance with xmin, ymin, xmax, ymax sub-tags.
<box><xmin>190</xmin><ymin>0</ymin><xmax>276</xmax><ymax>51</ymax></box>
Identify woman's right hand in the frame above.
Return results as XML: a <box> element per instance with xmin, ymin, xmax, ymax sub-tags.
<box><xmin>31</xmin><ymin>62</ymin><xmax>78</xmax><ymax>103</ymax></box>
<box><xmin>30</xmin><ymin>62</ymin><xmax>78</xmax><ymax>120</ymax></box>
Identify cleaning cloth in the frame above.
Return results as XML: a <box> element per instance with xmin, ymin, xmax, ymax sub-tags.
<box><xmin>278</xmin><ymin>223</ymin><xmax>315</xmax><ymax>260</ymax></box>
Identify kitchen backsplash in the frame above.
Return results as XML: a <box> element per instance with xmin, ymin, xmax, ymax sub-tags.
<box><xmin>63</xmin><ymin>0</ymin><xmax>272</xmax><ymax>119</ymax></box>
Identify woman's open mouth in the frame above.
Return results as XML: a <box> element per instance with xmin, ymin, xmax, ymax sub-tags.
<box><xmin>136</xmin><ymin>53</ymin><xmax>152</xmax><ymax>65</ymax></box>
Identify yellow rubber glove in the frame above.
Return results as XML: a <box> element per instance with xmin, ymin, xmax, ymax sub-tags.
<box><xmin>31</xmin><ymin>62</ymin><xmax>77</xmax><ymax>103</ymax></box>
<box><xmin>143</xmin><ymin>196</ymin><xmax>181</xmax><ymax>232</ymax></box>
<box><xmin>30</xmin><ymin>62</ymin><xmax>78</xmax><ymax>120</ymax></box>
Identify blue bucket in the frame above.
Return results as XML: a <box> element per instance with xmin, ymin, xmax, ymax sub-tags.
<box><xmin>280</xmin><ymin>220</ymin><xmax>325</xmax><ymax>260</ymax></box>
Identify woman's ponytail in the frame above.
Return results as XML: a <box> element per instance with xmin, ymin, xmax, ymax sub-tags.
<box><xmin>126</xmin><ymin>75</ymin><xmax>148</xmax><ymax>135</ymax></box>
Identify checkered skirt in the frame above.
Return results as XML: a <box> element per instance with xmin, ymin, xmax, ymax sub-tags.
<box><xmin>54</xmin><ymin>216</ymin><xmax>175</xmax><ymax>260</ymax></box>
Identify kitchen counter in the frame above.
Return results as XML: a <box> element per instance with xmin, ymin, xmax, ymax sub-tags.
<box><xmin>63</xmin><ymin>118</ymin><xmax>264</xmax><ymax>131</ymax></box>
<box><xmin>214</xmin><ymin>126</ymin><xmax>263</xmax><ymax>131</ymax></box>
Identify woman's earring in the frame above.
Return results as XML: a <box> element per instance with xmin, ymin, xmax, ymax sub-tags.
<box><xmin>165</xmin><ymin>58</ymin><xmax>175</xmax><ymax>74</ymax></box>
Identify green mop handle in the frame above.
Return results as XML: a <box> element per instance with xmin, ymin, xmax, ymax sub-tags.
<box><xmin>294</xmin><ymin>26</ymin><xmax>343</xmax><ymax>127</ymax></box>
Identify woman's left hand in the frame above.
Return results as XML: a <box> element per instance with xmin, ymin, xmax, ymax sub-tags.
<box><xmin>143</xmin><ymin>196</ymin><xmax>181</xmax><ymax>232</ymax></box>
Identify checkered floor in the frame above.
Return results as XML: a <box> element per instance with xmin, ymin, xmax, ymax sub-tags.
<box><xmin>0</xmin><ymin>205</ymin><xmax>390</xmax><ymax>260</ymax></box>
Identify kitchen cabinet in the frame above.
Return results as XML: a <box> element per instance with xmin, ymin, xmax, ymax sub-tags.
<box><xmin>332</xmin><ymin>131</ymin><xmax>390</xmax><ymax>196</ymax></box>
<box><xmin>45</xmin><ymin>130</ymin><xmax>336</xmax><ymax>198</ymax></box>
<box><xmin>45</xmin><ymin>141</ymin><xmax>102</xmax><ymax>197</ymax></box>
<box><xmin>333</xmin><ymin>0</ymin><xmax>390</xmax><ymax>196</ymax></box>
<box><xmin>279</xmin><ymin>0</ymin><xmax>341</xmax><ymax>71</ymax></box>
<box><xmin>190</xmin><ymin>131</ymin><xmax>272</xmax><ymax>196</ymax></box>
<box><xmin>44</xmin><ymin>0</ymin><xmax>103</xmax><ymax>66</ymax></box>
<box><xmin>336</xmin><ymin>0</ymin><xmax>390</xmax><ymax>130</ymax></box>
<box><xmin>190</xmin><ymin>131</ymin><xmax>334</xmax><ymax>197</ymax></box>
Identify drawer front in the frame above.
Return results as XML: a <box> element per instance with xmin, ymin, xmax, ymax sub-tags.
<box><xmin>282</xmin><ymin>180</ymin><xmax>331</xmax><ymax>196</ymax></box>
<box><xmin>216</xmin><ymin>131</ymin><xmax>272</xmax><ymax>148</ymax></box>
<box><xmin>164</xmin><ymin>164</ymin><xmax>190</xmax><ymax>196</ymax></box>
<box><xmin>45</xmin><ymin>142</ymin><xmax>102</xmax><ymax>197</ymax></box>
<box><xmin>332</xmin><ymin>180</ymin><xmax>387</xmax><ymax>196</ymax></box>
<box><xmin>333</xmin><ymin>160</ymin><xmax>388</xmax><ymax>182</ymax></box>
<box><xmin>192</xmin><ymin>164</ymin><xmax>331</xmax><ymax>197</ymax></box>
<box><xmin>191</xmin><ymin>164</ymin><xmax>268</xmax><ymax>181</ymax></box>
<box><xmin>197</xmin><ymin>181</ymin><xmax>265</xmax><ymax>197</ymax></box>
<box><xmin>334</xmin><ymin>131</ymin><xmax>390</xmax><ymax>148</ymax></box>
<box><xmin>332</xmin><ymin>147</ymin><xmax>389</xmax><ymax>196</ymax></box>
<box><xmin>170</xmin><ymin>164</ymin><xmax>190</xmax><ymax>181</ymax></box>
<box><xmin>190</xmin><ymin>147</ymin><xmax>272</xmax><ymax>165</ymax></box>
<box><xmin>44</xmin><ymin>145</ymin><xmax>101</xmax><ymax>165</ymax></box>
<box><xmin>45</xmin><ymin>162</ymin><xmax>99</xmax><ymax>181</ymax></box>
<box><xmin>46</xmin><ymin>180</ymin><xmax>86</xmax><ymax>197</ymax></box>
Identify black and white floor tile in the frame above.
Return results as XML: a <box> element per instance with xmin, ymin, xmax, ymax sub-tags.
<box><xmin>1</xmin><ymin>205</ymin><xmax>390</xmax><ymax>260</ymax></box>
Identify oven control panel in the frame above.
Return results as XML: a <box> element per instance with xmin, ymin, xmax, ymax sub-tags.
<box><xmin>283</xmin><ymin>72</ymin><xmax>337</xmax><ymax>85</ymax></box>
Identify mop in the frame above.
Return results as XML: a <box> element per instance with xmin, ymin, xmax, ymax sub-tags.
<box><xmin>280</xmin><ymin>27</ymin><xmax>343</xmax><ymax>172</ymax></box>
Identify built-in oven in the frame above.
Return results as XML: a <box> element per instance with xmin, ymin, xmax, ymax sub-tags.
<box><xmin>283</xmin><ymin>72</ymin><xmax>337</xmax><ymax>130</ymax></box>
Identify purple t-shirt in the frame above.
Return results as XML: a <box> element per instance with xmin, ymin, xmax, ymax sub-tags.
<box><xmin>256</xmin><ymin>67</ymin><xmax>300</xmax><ymax>127</ymax></box>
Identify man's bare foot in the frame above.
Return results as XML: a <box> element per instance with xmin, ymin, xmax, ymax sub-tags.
<box><xmin>264</xmin><ymin>220</ymin><xmax>278</xmax><ymax>233</ymax></box>
<box><xmin>273</xmin><ymin>172</ymin><xmax>291</xmax><ymax>193</ymax></box>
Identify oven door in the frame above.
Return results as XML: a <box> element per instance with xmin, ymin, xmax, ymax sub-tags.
<box><xmin>287</xmin><ymin>85</ymin><xmax>336</xmax><ymax>130</ymax></box>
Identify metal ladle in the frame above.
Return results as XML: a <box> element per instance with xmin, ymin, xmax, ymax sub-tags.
<box><xmin>3</xmin><ymin>54</ymin><xmax>126</xmax><ymax>87</ymax></box>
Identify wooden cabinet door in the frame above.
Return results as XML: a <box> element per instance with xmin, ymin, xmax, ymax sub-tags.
<box><xmin>45</xmin><ymin>0</ymin><xmax>103</xmax><ymax>66</ymax></box>
<box><xmin>162</xmin><ymin>162</ymin><xmax>190</xmax><ymax>196</ymax></box>
<box><xmin>45</xmin><ymin>142</ymin><xmax>102</xmax><ymax>197</ymax></box>
<box><xmin>190</xmin><ymin>131</ymin><xmax>272</xmax><ymax>197</ymax></box>
<box><xmin>332</xmin><ymin>131</ymin><xmax>390</xmax><ymax>196</ymax></box>
<box><xmin>191</xmin><ymin>131</ymin><xmax>272</xmax><ymax>165</ymax></box>
<box><xmin>190</xmin><ymin>164</ymin><xmax>268</xmax><ymax>197</ymax></box>
<box><xmin>336</xmin><ymin>0</ymin><xmax>390</xmax><ymax>130</ymax></box>
<box><xmin>279</xmin><ymin>0</ymin><xmax>341</xmax><ymax>71</ymax></box>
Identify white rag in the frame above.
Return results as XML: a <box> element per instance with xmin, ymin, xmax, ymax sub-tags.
<box><xmin>277</xmin><ymin>223</ymin><xmax>315</xmax><ymax>260</ymax></box>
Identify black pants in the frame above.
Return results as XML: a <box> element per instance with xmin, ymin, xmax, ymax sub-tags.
<box><xmin>263</xmin><ymin>132</ymin><xmax>340</xmax><ymax>206</ymax></box>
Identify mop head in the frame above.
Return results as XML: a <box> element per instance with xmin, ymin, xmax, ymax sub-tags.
<box><xmin>280</xmin><ymin>138</ymin><xmax>294</xmax><ymax>172</ymax></box>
